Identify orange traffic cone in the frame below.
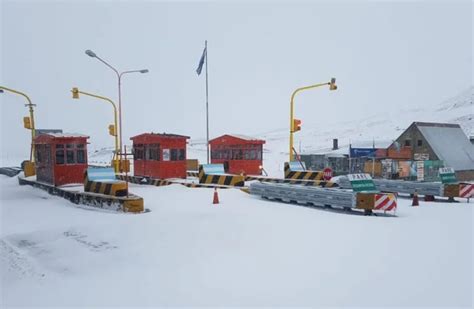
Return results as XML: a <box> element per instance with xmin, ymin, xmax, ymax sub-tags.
<box><xmin>213</xmin><ymin>188</ymin><xmax>219</xmax><ymax>205</ymax></box>
<box><xmin>412</xmin><ymin>190</ymin><xmax>419</xmax><ymax>206</ymax></box>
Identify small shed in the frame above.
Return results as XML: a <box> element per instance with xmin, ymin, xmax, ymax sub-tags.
<box><xmin>209</xmin><ymin>134</ymin><xmax>265</xmax><ymax>175</ymax></box>
<box><xmin>34</xmin><ymin>133</ymin><xmax>89</xmax><ymax>186</ymax></box>
<box><xmin>131</xmin><ymin>133</ymin><xmax>190</xmax><ymax>179</ymax></box>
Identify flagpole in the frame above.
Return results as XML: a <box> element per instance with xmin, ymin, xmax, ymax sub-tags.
<box><xmin>205</xmin><ymin>40</ymin><xmax>209</xmax><ymax>164</ymax></box>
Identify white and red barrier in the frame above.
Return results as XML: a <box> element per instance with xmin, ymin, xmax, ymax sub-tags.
<box><xmin>374</xmin><ymin>193</ymin><xmax>397</xmax><ymax>211</ymax></box>
<box><xmin>460</xmin><ymin>184</ymin><xmax>474</xmax><ymax>198</ymax></box>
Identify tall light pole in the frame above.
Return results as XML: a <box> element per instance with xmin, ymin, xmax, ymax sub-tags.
<box><xmin>289</xmin><ymin>78</ymin><xmax>337</xmax><ymax>162</ymax></box>
<box><xmin>71</xmin><ymin>87</ymin><xmax>120</xmax><ymax>172</ymax></box>
<box><xmin>85</xmin><ymin>49</ymin><xmax>148</xmax><ymax>170</ymax></box>
<box><xmin>0</xmin><ymin>86</ymin><xmax>37</xmax><ymax>163</ymax></box>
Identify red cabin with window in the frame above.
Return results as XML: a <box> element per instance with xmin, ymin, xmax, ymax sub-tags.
<box><xmin>34</xmin><ymin>133</ymin><xmax>89</xmax><ymax>186</ymax></box>
<box><xmin>210</xmin><ymin>134</ymin><xmax>265</xmax><ymax>175</ymax></box>
<box><xmin>131</xmin><ymin>133</ymin><xmax>190</xmax><ymax>179</ymax></box>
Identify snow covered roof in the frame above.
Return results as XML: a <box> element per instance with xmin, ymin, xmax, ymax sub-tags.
<box><xmin>305</xmin><ymin>140</ymin><xmax>393</xmax><ymax>156</ymax></box>
<box><xmin>45</xmin><ymin>133</ymin><xmax>89</xmax><ymax>138</ymax></box>
<box><xmin>130</xmin><ymin>133</ymin><xmax>190</xmax><ymax>140</ymax></box>
<box><xmin>417</xmin><ymin>123</ymin><xmax>474</xmax><ymax>171</ymax></box>
<box><xmin>227</xmin><ymin>134</ymin><xmax>262</xmax><ymax>141</ymax></box>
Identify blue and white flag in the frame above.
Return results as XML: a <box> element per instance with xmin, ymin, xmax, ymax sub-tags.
<box><xmin>196</xmin><ymin>46</ymin><xmax>206</xmax><ymax>75</ymax></box>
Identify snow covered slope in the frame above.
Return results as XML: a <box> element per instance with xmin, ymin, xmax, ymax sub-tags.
<box><xmin>186</xmin><ymin>87</ymin><xmax>473</xmax><ymax>176</ymax></box>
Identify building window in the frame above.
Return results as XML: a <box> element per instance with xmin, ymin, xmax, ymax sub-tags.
<box><xmin>77</xmin><ymin>149</ymin><xmax>86</xmax><ymax>163</ymax></box>
<box><xmin>56</xmin><ymin>144</ymin><xmax>65</xmax><ymax>165</ymax></box>
<box><xmin>170</xmin><ymin>149</ymin><xmax>178</xmax><ymax>161</ymax></box>
<box><xmin>133</xmin><ymin>144</ymin><xmax>144</xmax><ymax>160</ymax></box>
<box><xmin>417</xmin><ymin>140</ymin><xmax>423</xmax><ymax>146</ymax></box>
<box><xmin>146</xmin><ymin>144</ymin><xmax>160</xmax><ymax>160</ymax></box>
<box><xmin>66</xmin><ymin>149</ymin><xmax>75</xmax><ymax>164</ymax></box>
<box><xmin>170</xmin><ymin>149</ymin><xmax>185</xmax><ymax>161</ymax></box>
<box><xmin>404</xmin><ymin>140</ymin><xmax>411</xmax><ymax>147</ymax></box>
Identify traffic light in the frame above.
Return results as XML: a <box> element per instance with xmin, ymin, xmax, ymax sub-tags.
<box><xmin>71</xmin><ymin>87</ymin><xmax>79</xmax><ymax>99</ymax></box>
<box><xmin>329</xmin><ymin>78</ymin><xmax>337</xmax><ymax>91</ymax></box>
<box><xmin>23</xmin><ymin>116</ymin><xmax>32</xmax><ymax>129</ymax></box>
<box><xmin>293</xmin><ymin>119</ymin><xmax>302</xmax><ymax>132</ymax></box>
<box><xmin>108</xmin><ymin>124</ymin><xmax>116</xmax><ymax>136</ymax></box>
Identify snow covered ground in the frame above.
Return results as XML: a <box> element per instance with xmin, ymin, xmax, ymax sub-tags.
<box><xmin>1</xmin><ymin>87</ymin><xmax>472</xmax><ymax>307</ymax></box>
<box><xmin>1</xmin><ymin>174</ymin><xmax>472</xmax><ymax>307</ymax></box>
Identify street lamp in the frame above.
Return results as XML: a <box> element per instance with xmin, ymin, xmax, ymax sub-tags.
<box><xmin>0</xmin><ymin>86</ymin><xmax>37</xmax><ymax>176</ymax></box>
<box><xmin>289</xmin><ymin>78</ymin><xmax>337</xmax><ymax>162</ymax></box>
<box><xmin>71</xmin><ymin>87</ymin><xmax>120</xmax><ymax>173</ymax></box>
<box><xmin>84</xmin><ymin>49</ymin><xmax>148</xmax><ymax>170</ymax></box>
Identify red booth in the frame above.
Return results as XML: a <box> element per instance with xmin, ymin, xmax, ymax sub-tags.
<box><xmin>210</xmin><ymin>134</ymin><xmax>265</xmax><ymax>175</ymax></box>
<box><xmin>34</xmin><ymin>133</ymin><xmax>89</xmax><ymax>186</ymax></box>
<box><xmin>131</xmin><ymin>133</ymin><xmax>190</xmax><ymax>179</ymax></box>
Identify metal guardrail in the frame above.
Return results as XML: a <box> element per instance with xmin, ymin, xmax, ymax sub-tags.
<box><xmin>0</xmin><ymin>167</ymin><xmax>22</xmax><ymax>177</ymax></box>
<box><xmin>338</xmin><ymin>177</ymin><xmax>444</xmax><ymax>196</ymax></box>
<box><xmin>250</xmin><ymin>182</ymin><xmax>356</xmax><ymax>209</ymax></box>
<box><xmin>245</xmin><ymin>175</ymin><xmax>338</xmax><ymax>187</ymax></box>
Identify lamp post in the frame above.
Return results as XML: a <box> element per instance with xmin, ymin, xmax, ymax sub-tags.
<box><xmin>71</xmin><ymin>87</ymin><xmax>120</xmax><ymax>172</ymax></box>
<box><xmin>0</xmin><ymin>86</ymin><xmax>37</xmax><ymax>163</ymax></box>
<box><xmin>84</xmin><ymin>49</ymin><xmax>148</xmax><ymax>170</ymax></box>
<box><xmin>289</xmin><ymin>78</ymin><xmax>337</xmax><ymax>162</ymax></box>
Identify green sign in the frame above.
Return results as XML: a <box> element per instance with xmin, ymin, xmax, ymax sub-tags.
<box><xmin>439</xmin><ymin>167</ymin><xmax>457</xmax><ymax>184</ymax></box>
<box><xmin>348</xmin><ymin>174</ymin><xmax>377</xmax><ymax>192</ymax></box>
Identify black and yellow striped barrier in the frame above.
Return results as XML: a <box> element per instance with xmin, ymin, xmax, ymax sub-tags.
<box><xmin>284</xmin><ymin>162</ymin><xmax>324</xmax><ymax>181</ymax></box>
<box><xmin>150</xmin><ymin>179</ymin><xmax>174</xmax><ymax>186</ymax></box>
<box><xmin>19</xmin><ymin>175</ymin><xmax>145</xmax><ymax>213</ymax></box>
<box><xmin>117</xmin><ymin>173</ymin><xmax>242</xmax><ymax>190</ymax></box>
<box><xmin>116</xmin><ymin>174</ymin><xmax>144</xmax><ymax>184</ymax></box>
<box><xmin>84</xmin><ymin>168</ymin><xmax>128</xmax><ymax>197</ymax></box>
<box><xmin>245</xmin><ymin>175</ymin><xmax>338</xmax><ymax>188</ymax></box>
<box><xmin>198</xmin><ymin>165</ymin><xmax>245</xmax><ymax>187</ymax></box>
<box><xmin>117</xmin><ymin>174</ymin><xmax>173</xmax><ymax>187</ymax></box>
<box><xmin>187</xmin><ymin>171</ymin><xmax>199</xmax><ymax>178</ymax></box>
<box><xmin>180</xmin><ymin>182</ymin><xmax>233</xmax><ymax>189</ymax></box>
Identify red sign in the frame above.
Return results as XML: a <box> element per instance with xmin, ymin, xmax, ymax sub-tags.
<box><xmin>323</xmin><ymin>167</ymin><xmax>333</xmax><ymax>181</ymax></box>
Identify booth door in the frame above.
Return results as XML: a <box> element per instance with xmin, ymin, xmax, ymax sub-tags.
<box><xmin>36</xmin><ymin>144</ymin><xmax>54</xmax><ymax>184</ymax></box>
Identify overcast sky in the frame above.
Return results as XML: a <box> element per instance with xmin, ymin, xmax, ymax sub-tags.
<box><xmin>1</xmin><ymin>0</ymin><xmax>472</xmax><ymax>158</ymax></box>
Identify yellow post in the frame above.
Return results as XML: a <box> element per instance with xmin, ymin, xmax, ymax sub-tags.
<box><xmin>71</xmin><ymin>88</ymin><xmax>120</xmax><ymax>173</ymax></box>
<box><xmin>289</xmin><ymin>78</ymin><xmax>337</xmax><ymax>162</ymax></box>
<box><xmin>0</xmin><ymin>86</ymin><xmax>37</xmax><ymax>163</ymax></box>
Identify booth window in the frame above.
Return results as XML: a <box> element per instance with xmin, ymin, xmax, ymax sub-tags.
<box><xmin>76</xmin><ymin>144</ymin><xmax>86</xmax><ymax>164</ymax></box>
<box><xmin>178</xmin><ymin>149</ymin><xmax>185</xmax><ymax>161</ymax></box>
<box><xmin>170</xmin><ymin>149</ymin><xmax>185</xmax><ymax>161</ymax></box>
<box><xmin>56</xmin><ymin>144</ymin><xmax>65</xmax><ymax>164</ymax></box>
<box><xmin>146</xmin><ymin>144</ymin><xmax>160</xmax><ymax>160</ymax></box>
<box><xmin>66</xmin><ymin>144</ymin><xmax>75</xmax><ymax>164</ymax></box>
<box><xmin>171</xmin><ymin>149</ymin><xmax>178</xmax><ymax>161</ymax></box>
<box><xmin>134</xmin><ymin>144</ymin><xmax>144</xmax><ymax>160</ymax></box>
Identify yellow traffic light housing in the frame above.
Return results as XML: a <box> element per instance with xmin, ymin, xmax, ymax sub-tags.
<box><xmin>108</xmin><ymin>124</ymin><xmax>116</xmax><ymax>136</ymax></box>
<box><xmin>72</xmin><ymin>87</ymin><xmax>80</xmax><ymax>99</ymax></box>
<box><xmin>23</xmin><ymin>116</ymin><xmax>32</xmax><ymax>129</ymax></box>
<box><xmin>293</xmin><ymin>119</ymin><xmax>302</xmax><ymax>132</ymax></box>
<box><xmin>329</xmin><ymin>78</ymin><xmax>337</xmax><ymax>91</ymax></box>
